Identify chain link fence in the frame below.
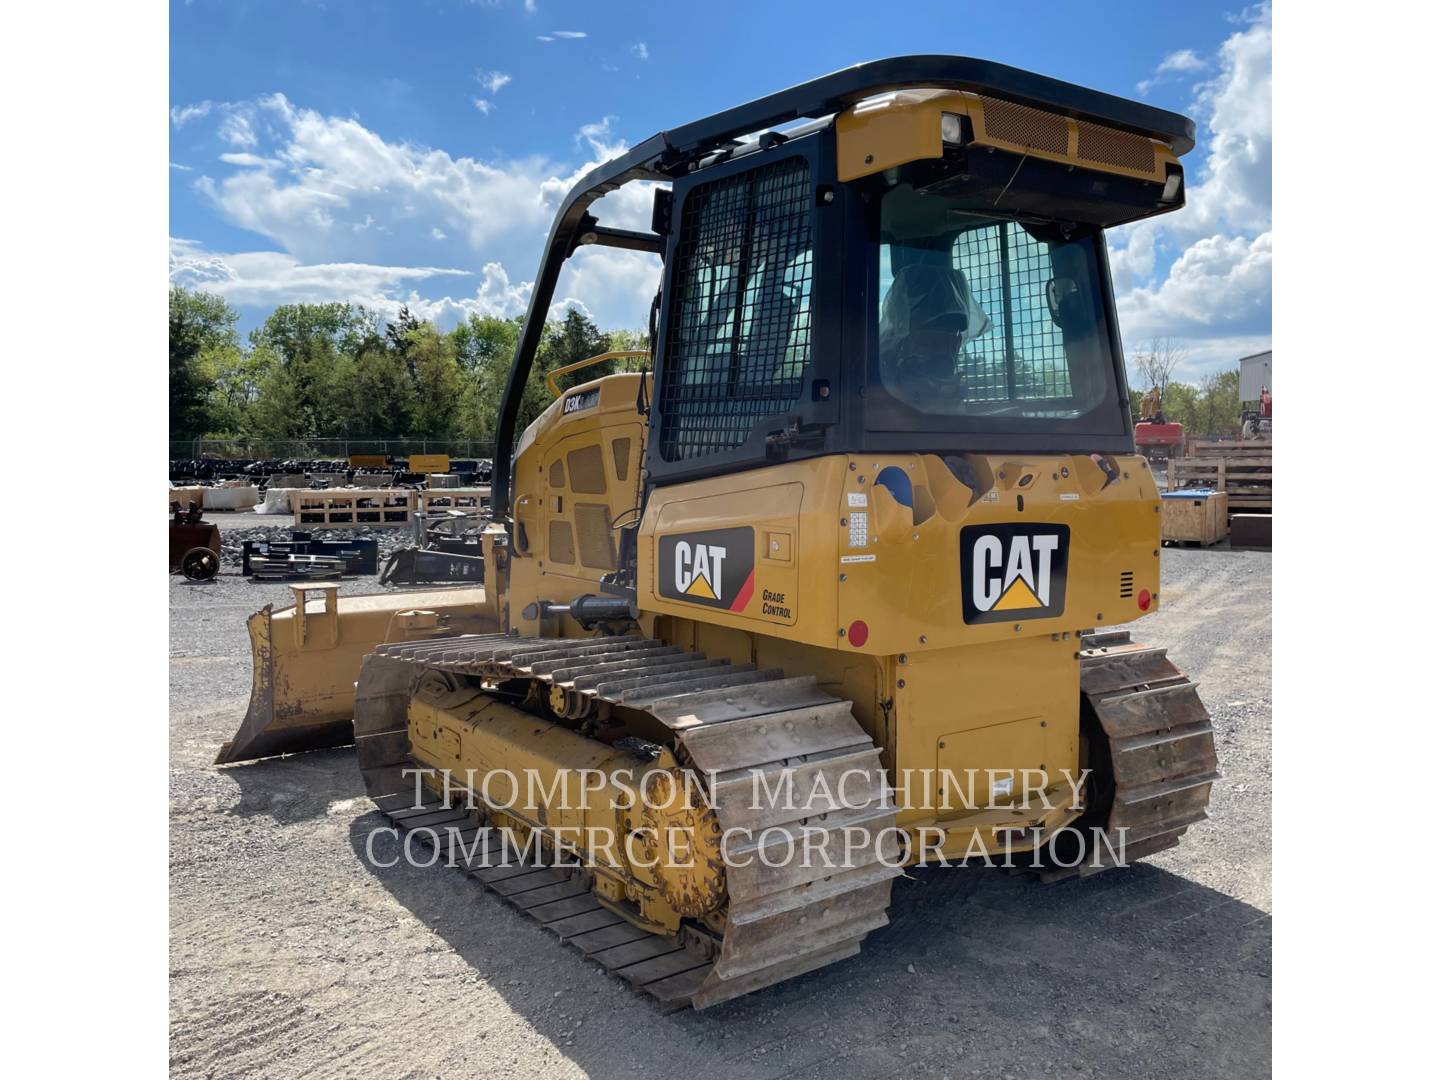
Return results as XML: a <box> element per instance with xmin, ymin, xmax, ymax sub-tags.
<box><xmin>169</xmin><ymin>438</ymin><xmax>497</xmax><ymax>460</ymax></box>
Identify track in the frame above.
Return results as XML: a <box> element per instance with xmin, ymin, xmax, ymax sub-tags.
<box><xmin>347</xmin><ymin>629</ymin><xmax>1216</xmax><ymax>1006</ymax></box>
<box><xmin>1052</xmin><ymin>630</ymin><xmax>1219</xmax><ymax>881</ymax></box>
<box><xmin>351</xmin><ymin>633</ymin><xmax>901</xmax><ymax>1010</ymax></box>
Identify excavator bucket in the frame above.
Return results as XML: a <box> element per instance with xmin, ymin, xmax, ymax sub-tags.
<box><xmin>215</xmin><ymin>583</ymin><xmax>494</xmax><ymax>764</ymax></box>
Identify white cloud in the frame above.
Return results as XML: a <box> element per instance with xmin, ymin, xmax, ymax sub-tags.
<box><xmin>477</xmin><ymin>69</ymin><xmax>511</xmax><ymax>94</ymax></box>
<box><xmin>170</xmin><ymin>237</ymin><xmax>539</xmax><ymax>325</ymax></box>
<box><xmin>472</xmin><ymin>98</ymin><xmax>494</xmax><ymax>115</ymax></box>
<box><xmin>218</xmin><ymin>152</ymin><xmax>276</xmax><ymax>168</ymax></box>
<box><xmin>170</xmin><ymin>101</ymin><xmax>213</xmax><ymax>127</ymax></box>
<box><xmin>549</xmin><ymin>297</ymin><xmax>593</xmax><ymax>321</ymax></box>
<box><xmin>550</xmin><ymin>30</ymin><xmax>586</xmax><ymax>39</ymax></box>
<box><xmin>1225</xmin><ymin>3</ymin><xmax>1269</xmax><ymax>24</ymax></box>
<box><xmin>468</xmin><ymin>260</ymin><xmax>534</xmax><ymax>318</ymax></box>
<box><xmin>170</xmin><ymin>236</ymin><xmax>465</xmax><ymax>306</ymax></box>
<box><xmin>174</xmin><ymin>96</ymin><xmax>665</xmax><ymax>330</ymax></box>
<box><xmin>1117</xmin><ymin>231</ymin><xmax>1272</xmax><ymax>341</ymax></box>
<box><xmin>218</xmin><ymin>111</ymin><xmax>258</xmax><ymax>149</ymax></box>
<box><xmin>574</xmin><ymin>115</ymin><xmax>623</xmax><ymax>158</ymax></box>
<box><xmin>1184</xmin><ymin>17</ymin><xmax>1272</xmax><ymax>237</ymax></box>
<box><xmin>1109</xmin><ymin>3</ymin><xmax>1271</xmax><ymax>374</ymax></box>
<box><xmin>559</xmin><ymin>247</ymin><xmax>660</xmax><ymax>331</ymax></box>
<box><xmin>1137</xmin><ymin>48</ymin><xmax>1208</xmax><ymax>95</ymax></box>
<box><xmin>631</xmin><ymin>42</ymin><xmax>649</xmax><ymax>61</ymax></box>
<box><xmin>1159</xmin><ymin>48</ymin><xmax>1206</xmax><ymax>73</ymax></box>
<box><xmin>170</xmin><ymin>162</ymin><xmax>193</xmax><ymax>171</ymax></box>
<box><xmin>190</xmin><ymin>93</ymin><xmax>562</xmax><ymax>263</ymax></box>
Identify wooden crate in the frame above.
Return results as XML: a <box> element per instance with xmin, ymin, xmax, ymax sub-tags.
<box><xmin>415</xmin><ymin>487</ymin><xmax>491</xmax><ymax>514</ymax></box>
<box><xmin>293</xmin><ymin>489</ymin><xmax>416</xmax><ymax>528</ymax></box>
<box><xmin>169</xmin><ymin>485</ymin><xmax>206</xmax><ymax>510</ymax></box>
<box><xmin>1162</xmin><ymin>491</ymin><xmax>1229</xmax><ymax>546</ymax></box>
<box><xmin>1169</xmin><ymin>443</ymin><xmax>1271</xmax><ymax>513</ymax></box>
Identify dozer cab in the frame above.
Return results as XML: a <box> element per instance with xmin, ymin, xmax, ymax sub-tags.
<box><xmin>219</xmin><ymin>56</ymin><xmax>1217</xmax><ymax>1009</ymax></box>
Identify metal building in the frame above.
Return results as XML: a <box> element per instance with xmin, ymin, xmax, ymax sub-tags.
<box><xmin>1239</xmin><ymin>349</ymin><xmax>1272</xmax><ymax>404</ymax></box>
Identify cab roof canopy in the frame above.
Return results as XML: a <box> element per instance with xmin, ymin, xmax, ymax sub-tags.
<box><xmin>491</xmin><ymin>55</ymin><xmax>1194</xmax><ymax>520</ymax></box>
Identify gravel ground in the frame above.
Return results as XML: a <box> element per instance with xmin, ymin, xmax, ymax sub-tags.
<box><xmin>170</xmin><ymin>544</ymin><xmax>1271</xmax><ymax>1079</ymax></box>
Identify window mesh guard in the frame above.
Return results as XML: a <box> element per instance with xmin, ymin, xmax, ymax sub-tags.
<box><xmin>953</xmin><ymin>222</ymin><xmax>1072</xmax><ymax>403</ymax></box>
<box><xmin>657</xmin><ymin>157</ymin><xmax>814</xmax><ymax>462</ymax></box>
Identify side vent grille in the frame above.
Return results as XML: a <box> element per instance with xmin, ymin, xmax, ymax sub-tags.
<box><xmin>979</xmin><ymin>95</ymin><xmax>1069</xmax><ymax>155</ymax></box>
<box><xmin>1076</xmin><ymin>119</ymin><xmax>1158</xmax><ymax>176</ymax></box>
<box><xmin>1119</xmin><ymin>571</ymin><xmax>1135</xmax><ymax>599</ymax></box>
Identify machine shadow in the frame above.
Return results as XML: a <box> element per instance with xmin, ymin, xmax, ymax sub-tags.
<box><xmin>346</xmin><ymin>813</ymin><xmax>1271</xmax><ymax>1075</ymax></box>
<box><xmin>220</xmin><ymin>746</ymin><xmax>367</xmax><ymax>823</ymax></box>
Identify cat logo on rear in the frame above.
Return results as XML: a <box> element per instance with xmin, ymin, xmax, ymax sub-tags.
<box><xmin>961</xmin><ymin>524</ymin><xmax>1070</xmax><ymax>624</ymax></box>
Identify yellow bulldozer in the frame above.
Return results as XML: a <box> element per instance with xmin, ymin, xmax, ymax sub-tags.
<box><xmin>218</xmin><ymin>56</ymin><xmax>1216</xmax><ymax>1010</ymax></box>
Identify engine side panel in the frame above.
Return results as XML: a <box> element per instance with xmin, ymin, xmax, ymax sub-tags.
<box><xmin>510</xmin><ymin>372</ymin><xmax>649</xmax><ymax>636</ymax></box>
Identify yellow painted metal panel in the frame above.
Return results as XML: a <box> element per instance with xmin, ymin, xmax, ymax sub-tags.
<box><xmin>835</xmin><ymin>88</ymin><xmax>1175</xmax><ymax>184</ymax></box>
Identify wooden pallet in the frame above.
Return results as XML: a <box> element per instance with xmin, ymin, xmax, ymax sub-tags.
<box><xmin>1168</xmin><ymin>444</ymin><xmax>1271</xmax><ymax>514</ymax></box>
<box><xmin>1188</xmin><ymin>439</ymin><xmax>1272</xmax><ymax>458</ymax></box>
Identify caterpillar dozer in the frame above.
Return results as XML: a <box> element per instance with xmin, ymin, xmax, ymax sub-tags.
<box><xmin>218</xmin><ymin>56</ymin><xmax>1217</xmax><ymax>1010</ymax></box>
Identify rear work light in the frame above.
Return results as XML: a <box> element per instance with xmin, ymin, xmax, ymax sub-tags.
<box><xmin>940</xmin><ymin>112</ymin><xmax>964</xmax><ymax>145</ymax></box>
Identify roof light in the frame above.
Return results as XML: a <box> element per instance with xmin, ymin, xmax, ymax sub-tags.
<box><xmin>940</xmin><ymin>112</ymin><xmax>964</xmax><ymax>146</ymax></box>
<box><xmin>1160</xmin><ymin>171</ymin><xmax>1183</xmax><ymax>204</ymax></box>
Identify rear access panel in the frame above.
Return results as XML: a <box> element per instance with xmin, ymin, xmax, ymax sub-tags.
<box><xmin>644</xmin><ymin>482</ymin><xmax>802</xmax><ymax>629</ymax></box>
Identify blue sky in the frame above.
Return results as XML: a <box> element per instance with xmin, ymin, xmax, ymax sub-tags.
<box><xmin>169</xmin><ymin>0</ymin><xmax>1271</xmax><ymax>380</ymax></box>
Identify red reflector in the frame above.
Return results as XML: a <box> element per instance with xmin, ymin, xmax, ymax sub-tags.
<box><xmin>1137</xmin><ymin>589</ymin><xmax>1152</xmax><ymax>611</ymax></box>
<box><xmin>847</xmin><ymin>620</ymin><xmax>869</xmax><ymax>647</ymax></box>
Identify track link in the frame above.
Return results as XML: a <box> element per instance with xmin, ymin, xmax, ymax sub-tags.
<box><xmin>352</xmin><ymin>633</ymin><xmax>901</xmax><ymax>1010</ymax></box>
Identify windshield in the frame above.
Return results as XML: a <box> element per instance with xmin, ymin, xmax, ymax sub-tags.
<box><xmin>874</xmin><ymin>183</ymin><xmax>1121</xmax><ymax>426</ymax></box>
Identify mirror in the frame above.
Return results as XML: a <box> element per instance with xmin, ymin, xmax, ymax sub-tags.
<box><xmin>1046</xmin><ymin>277</ymin><xmax>1085</xmax><ymax>330</ymax></box>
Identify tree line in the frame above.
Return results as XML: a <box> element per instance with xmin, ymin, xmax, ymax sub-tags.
<box><xmin>1127</xmin><ymin>337</ymin><xmax>1243</xmax><ymax>439</ymax></box>
<box><xmin>172</xmin><ymin>290</ymin><xmax>1245</xmax><ymax>447</ymax></box>
<box><xmin>169</xmin><ymin>285</ymin><xmax>646</xmax><ymax>445</ymax></box>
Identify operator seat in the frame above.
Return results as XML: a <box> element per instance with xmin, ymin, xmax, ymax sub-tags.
<box><xmin>879</xmin><ymin>263</ymin><xmax>991</xmax><ymax>386</ymax></box>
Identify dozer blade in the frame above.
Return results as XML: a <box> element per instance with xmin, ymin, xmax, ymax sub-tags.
<box><xmin>215</xmin><ymin>585</ymin><xmax>495</xmax><ymax>764</ymax></box>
